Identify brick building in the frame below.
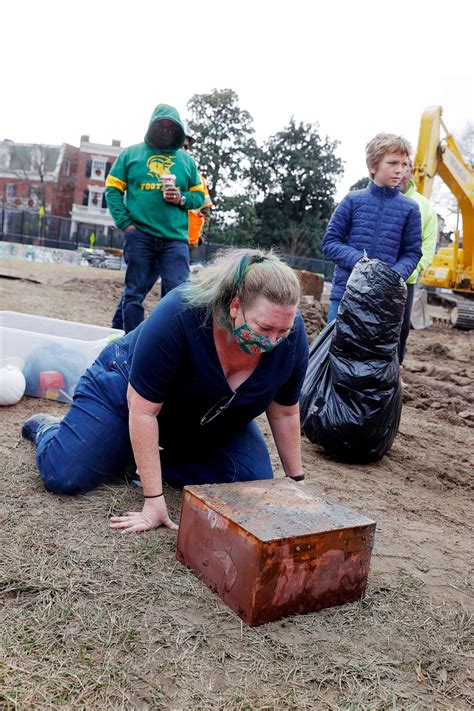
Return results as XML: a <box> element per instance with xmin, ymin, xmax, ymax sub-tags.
<box><xmin>0</xmin><ymin>141</ymin><xmax>78</xmax><ymax>216</ymax></box>
<box><xmin>0</xmin><ymin>136</ymin><xmax>124</xmax><ymax>244</ymax></box>
<box><xmin>70</xmin><ymin>135</ymin><xmax>122</xmax><ymax>242</ymax></box>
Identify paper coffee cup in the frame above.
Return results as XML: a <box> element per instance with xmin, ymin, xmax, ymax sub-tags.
<box><xmin>161</xmin><ymin>174</ymin><xmax>176</xmax><ymax>191</ymax></box>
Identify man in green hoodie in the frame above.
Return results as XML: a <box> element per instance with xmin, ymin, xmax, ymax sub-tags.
<box><xmin>106</xmin><ymin>104</ymin><xmax>204</xmax><ymax>333</ymax></box>
<box><xmin>399</xmin><ymin>160</ymin><xmax>438</xmax><ymax>362</ymax></box>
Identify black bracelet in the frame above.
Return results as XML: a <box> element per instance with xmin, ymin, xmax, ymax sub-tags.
<box><xmin>144</xmin><ymin>493</ymin><xmax>164</xmax><ymax>498</ymax></box>
<box><xmin>287</xmin><ymin>474</ymin><xmax>305</xmax><ymax>482</ymax></box>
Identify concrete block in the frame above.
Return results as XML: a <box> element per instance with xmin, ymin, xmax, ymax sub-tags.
<box><xmin>176</xmin><ymin>479</ymin><xmax>376</xmax><ymax>625</ymax></box>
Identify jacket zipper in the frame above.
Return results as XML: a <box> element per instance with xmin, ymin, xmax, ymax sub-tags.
<box><xmin>370</xmin><ymin>190</ymin><xmax>385</xmax><ymax>257</ymax></box>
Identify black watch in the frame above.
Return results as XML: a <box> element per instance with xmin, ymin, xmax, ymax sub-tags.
<box><xmin>287</xmin><ymin>474</ymin><xmax>305</xmax><ymax>482</ymax></box>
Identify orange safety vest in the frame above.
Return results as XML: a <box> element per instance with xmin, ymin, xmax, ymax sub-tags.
<box><xmin>188</xmin><ymin>175</ymin><xmax>212</xmax><ymax>246</ymax></box>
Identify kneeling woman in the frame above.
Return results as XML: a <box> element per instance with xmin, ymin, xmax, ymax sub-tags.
<box><xmin>22</xmin><ymin>249</ymin><xmax>309</xmax><ymax>532</ymax></box>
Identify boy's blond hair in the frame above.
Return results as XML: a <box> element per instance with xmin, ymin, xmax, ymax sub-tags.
<box><xmin>366</xmin><ymin>133</ymin><xmax>412</xmax><ymax>178</ymax></box>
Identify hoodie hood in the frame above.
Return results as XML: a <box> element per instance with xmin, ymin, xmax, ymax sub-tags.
<box><xmin>144</xmin><ymin>104</ymin><xmax>185</xmax><ymax>150</ymax></box>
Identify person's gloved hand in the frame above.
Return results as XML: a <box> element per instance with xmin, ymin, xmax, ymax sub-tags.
<box><xmin>109</xmin><ymin>497</ymin><xmax>178</xmax><ymax>533</ymax></box>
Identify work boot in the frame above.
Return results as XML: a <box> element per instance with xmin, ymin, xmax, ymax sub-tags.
<box><xmin>21</xmin><ymin>414</ymin><xmax>61</xmax><ymax>444</ymax></box>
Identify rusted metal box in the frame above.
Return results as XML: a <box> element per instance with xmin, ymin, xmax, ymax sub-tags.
<box><xmin>176</xmin><ymin>479</ymin><xmax>376</xmax><ymax>626</ymax></box>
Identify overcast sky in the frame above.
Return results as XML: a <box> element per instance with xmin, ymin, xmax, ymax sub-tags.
<box><xmin>2</xmin><ymin>0</ymin><xmax>473</xmax><ymax>201</ymax></box>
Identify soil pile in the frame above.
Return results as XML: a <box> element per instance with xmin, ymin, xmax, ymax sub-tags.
<box><xmin>300</xmin><ymin>299</ymin><xmax>328</xmax><ymax>341</ymax></box>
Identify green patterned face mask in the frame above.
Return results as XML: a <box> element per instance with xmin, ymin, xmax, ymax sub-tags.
<box><xmin>233</xmin><ymin>318</ymin><xmax>286</xmax><ymax>355</ymax></box>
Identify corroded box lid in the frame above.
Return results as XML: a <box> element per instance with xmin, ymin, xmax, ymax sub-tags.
<box><xmin>183</xmin><ymin>479</ymin><xmax>375</xmax><ymax>543</ymax></box>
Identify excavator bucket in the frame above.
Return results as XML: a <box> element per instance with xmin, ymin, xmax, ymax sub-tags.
<box><xmin>410</xmin><ymin>286</ymin><xmax>433</xmax><ymax>330</ymax></box>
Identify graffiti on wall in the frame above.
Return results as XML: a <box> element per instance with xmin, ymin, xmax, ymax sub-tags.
<box><xmin>0</xmin><ymin>241</ymin><xmax>80</xmax><ymax>266</ymax></box>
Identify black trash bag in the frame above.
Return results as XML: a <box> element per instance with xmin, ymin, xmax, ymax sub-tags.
<box><xmin>300</xmin><ymin>258</ymin><xmax>407</xmax><ymax>462</ymax></box>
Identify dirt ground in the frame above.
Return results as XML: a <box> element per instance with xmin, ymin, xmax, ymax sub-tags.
<box><xmin>1</xmin><ymin>259</ymin><xmax>473</xmax><ymax>710</ymax></box>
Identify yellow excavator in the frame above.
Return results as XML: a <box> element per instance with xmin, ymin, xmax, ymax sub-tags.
<box><xmin>414</xmin><ymin>106</ymin><xmax>474</xmax><ymax>329</ymax></box>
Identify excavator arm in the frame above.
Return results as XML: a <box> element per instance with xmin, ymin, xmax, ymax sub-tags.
<box><xmin>413</xmin><ymin>107</ymin><xmax>474</xmax><ymax>327</ymax></box>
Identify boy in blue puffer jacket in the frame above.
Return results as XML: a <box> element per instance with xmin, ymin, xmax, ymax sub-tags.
<box><xmin>323</xmin><ymin>133</ymin><xmax>422</xmax><ymax>324</ymax></box>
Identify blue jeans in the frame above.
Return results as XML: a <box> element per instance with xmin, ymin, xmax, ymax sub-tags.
<box><xmin>398</xmin><ymin>283</ymin><xmax>415</xmax><ymax>364</ymax></box>
<box><xmin>327</xmin><ymin>299</ymin><xmax>341</xmax><ymax>323</ymax></box>
<box><xmin>34</xmin><ymin>342</ymin><xmax>273</xmax><ymax>495</ymax></box>
<box><xmin>112</xmin><ymin>230</ymin><xmax>190</xmax><ymax>333</ymax></box>
<box><xmin>111</xmin><ymin>266</ymin><xmax>161</xmax><ymax>332</ymax></box>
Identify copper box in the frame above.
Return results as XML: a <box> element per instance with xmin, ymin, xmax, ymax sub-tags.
<box><xmin>176</xmin><ymin>479</ymin><xmax>376</xmax><ymax>625</ymax></box>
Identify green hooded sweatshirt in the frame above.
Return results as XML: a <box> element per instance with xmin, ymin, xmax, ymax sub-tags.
<box><xmin>403</xmin><ymin>180</ymin><xmax>438</xmax><ymax>284</ymax></box>
<box><xmin>105</xmin><ymin>104</ymin><xmax>204</xmax><ymax>241</ymax></box>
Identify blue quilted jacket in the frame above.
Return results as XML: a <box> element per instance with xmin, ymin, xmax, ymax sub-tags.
<box><xmin>323</xmin><ymin>182</ymin><xmax>422</xmax><ymax>300</ymax></box>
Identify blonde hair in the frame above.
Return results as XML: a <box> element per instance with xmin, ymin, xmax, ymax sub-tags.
<box><xmin>182</xmin><ymin>248</ymin><xmax>301</xmax><ymax>333</ymax></box>
<box><xmin>366</xmin><ymin>133</ymin><xmax>412</xmax><ymax>178</ymax></box>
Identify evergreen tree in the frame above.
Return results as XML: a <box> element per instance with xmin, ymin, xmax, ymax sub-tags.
<box><xmin>349</xmin><ymin>177</ymin><xmax>370</xmax><ymax>191</ymax></box>
<box><xmin>186</xmin><ymin>88</ymin><xmax>256</xmax><ymax>220</ymax></box>
<box><xmin>248</xmin><ymin>118</ymin><xmax>343</xmax><ymax>256</ymax></box>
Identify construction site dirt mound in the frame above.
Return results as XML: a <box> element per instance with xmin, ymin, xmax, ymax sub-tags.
<box><xmin>300</xmin><ymin>298</ymin><xmax>327</xmax><ymax>341</ymax></box>
<box><xmin>424</xmin><ymin>341</ymin><xmax>452</xmax><ymax>357</ymax></box>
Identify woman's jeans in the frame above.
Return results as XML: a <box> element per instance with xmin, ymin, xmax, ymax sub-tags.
<box><xmin>34</xmin><ymin>342</ymin><xmax>273</xmax><ymax>495</ymax></box>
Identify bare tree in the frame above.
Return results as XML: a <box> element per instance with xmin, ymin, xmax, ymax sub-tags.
<box><xmin>3</xmin><ymin>141</ymin><xmax>51</xmax><ymax>208</ymax></box>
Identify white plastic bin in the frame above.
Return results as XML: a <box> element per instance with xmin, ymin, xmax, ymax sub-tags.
<box><xmin>0</xmin><ymin>312</ymin><xmax>124</xmax><ymax>403</ymax></box>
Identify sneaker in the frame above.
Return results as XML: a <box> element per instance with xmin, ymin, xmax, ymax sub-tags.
<box><xmin>21</xmin><ymin>414</ymin><xmax>61</xmax><ymax>444</ymax></box>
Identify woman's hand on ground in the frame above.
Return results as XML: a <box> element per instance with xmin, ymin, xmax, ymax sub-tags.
<box><xmin>109</xmin><ymin>498</ymin><xmax>178</xmax><ymax>533</ymax></box>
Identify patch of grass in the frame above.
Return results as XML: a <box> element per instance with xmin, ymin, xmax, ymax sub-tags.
<box><xmin>132</xmin><ymin>536</ymin><xmax>161</xmax><ymax>575</ymax></box>
<box><xmin>1</xmin><ymin>481</ymin><xmax>472</xmax><ymax>711</ymax></box>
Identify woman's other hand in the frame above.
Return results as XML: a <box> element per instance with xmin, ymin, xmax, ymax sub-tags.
<box><xmin>109</xmin><ymin>497</ymin><xmax>178</xmax><ymax>533</ymax></box>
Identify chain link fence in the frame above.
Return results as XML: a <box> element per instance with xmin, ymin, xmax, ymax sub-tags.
<box><xmin>191</xmin><ymin>242</ymin><xmax>334</xmax><ymax>280</ymax></box>
<box><xmin>0</xmin><ymin>207</ymin><xmax>122</xmax><ymax>250</ymax></box>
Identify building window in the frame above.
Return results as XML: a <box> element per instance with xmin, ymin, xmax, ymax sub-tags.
<box><xmin>0</xmin><ymin>151</ymin><xmax>9</xmax><ymax>169</ymax></box>
<box><xmin>6</xmin><ymin>183</ymin><xmax>17</xmax><ymax>197</ymax></box>
<box><xmin>63</xmin><ymin>160</ymin><xmax>70</xmax><ymax>176</ymax></box>
<box><xmin>92</xmin><ymin>160</ymin><xmax>107</xmax><ymax>180</ymax></box>
<box><xmin>88</xmin><ymin>189</ymin><xmax>104</xmax><ymax>209</ymax></box>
